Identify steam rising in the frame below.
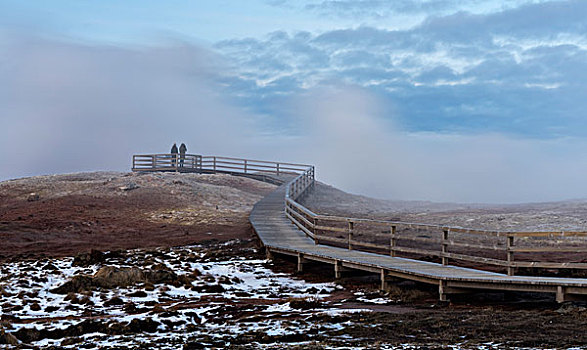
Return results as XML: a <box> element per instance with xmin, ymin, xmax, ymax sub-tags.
<box><xmin>2</xmin><ymin>34</ymin><xmax>586</xmax><ymax>203</ymax></box>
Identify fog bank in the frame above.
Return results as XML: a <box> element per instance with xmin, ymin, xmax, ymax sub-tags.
<box><xmin>2</xmin><ymin>34</ymin><xmax>587</xmax><ymax>203</ymax></box>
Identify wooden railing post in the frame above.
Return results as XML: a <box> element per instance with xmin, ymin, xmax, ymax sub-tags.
<box><xmin>348</xmin><ymin>221</ymin><xmax>354</xmax><ymax>250</ymax></box>
<box><xmin>390</xmin><ymin>225</ymin><xmax>397</xmax><ymax>257</ymax></box>
<box><xmin>313</xmin><ymin>217</ymin><xmax>318</xmax><ymax>245</ymax></box>
<box><xmin>507</xmin><ymin>235</ymin><xmax>515</xmax><ymax>276</ymax></box>
<box><xmin>213</xmin><ymin>156</ymin><xmax>217</xmax><ymax>171</ymax></box>
<box><xmin>442</xmin><ymin>229</ymin><xmax>449</xmax><ymax>266</ymax></box>
<box><xmin>276</xmin><ymin>163</ymin><xmax>280</xmax><ymax>176</ymax></box>
<box><xmin>244</xmin><ymin>159</ymin><xmax>248</xmax><ymax>173</ymax></box>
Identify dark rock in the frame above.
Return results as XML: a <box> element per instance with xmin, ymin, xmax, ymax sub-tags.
<box><xmin>13</xmin><ymin>327</ymin><xmax>41</xmax><ymax>343</ymax></box>
<box><xmin>126</xmin><ymin>318</ymin><xmax>160</xmax><ymax>333</ymax></box>
<box><xmin>190</xmin><ymin>284</ymin><xmax>225</xmax><ymax>293</ymax></box>
<box><xmin>43</xmin><ymin>262</ymin><xmax>58</xmax><ymax>271</ymax></box>
<box><xmin>119</xmin><ymin>182</ymin><xmax>139</xmax><ymax>191</ymax></box>
<box><xmin>72</xmin><ymin>249</ymin><xmax>105</xmax><ymax>267</ymax></box>
<box><xmin>62</xmin><ymin>320</ymin><xmax>106</xmax><ymax>338</ymax></box>
<box><xmin>64</xmin><ymin>292</ymin><xmax>78</xmax><ymax>301</ymax></box>
<box><xmin>51</xmin><ymin>266</ymin><xmax>182</xmax><ymax>294</ymax></box>
<box><xmin>0</xmin><ymin>325</ymin><xmax>19</xmax><ymax>345</ymax></box>
<box><xmin>61</xmin><ymin>337</ymin><xmax>83</xmax><ymax>346</ymax></box>
<box><xmin>203</xmin><ymin>275</ymin><xmax>216</xmax><ymax>283</ymax></box>
<box><xmin>289</xmin><ymin>298</ymin><xmax>326</xmax><ymax>310</ymax></box>
<box><xmin>159</xmin><ymin>310</ymin><xmax>179</xmax><ymax>319</ymax></box>
<box><xmin>217</xmin><ymin>276</ymin><xmax>233</xmax><ymax>285</ymax></box>
<box><xmin>183</xmin><ymin>341</ymin><xmax>206</xmax><ymax>349</ymax></box>
<box><xmin>27</xmin><ymin>193</ymin><xmax>40</xmax><ymax>202</ymax></box>
<box><xmin>79</xmin><ymin>296</ymin><xmax>94</xmax><ymax>305</ymax></box>
<box><xmin>151</xmin><ymin>305</ymin><xmax>165</xmax><ymax>314</ymax></box>
<box><xmin>123</xmin><ymin>302</ymin><xmax>137</xmax><ymax>313</ymax></box>
<box><xmin>29</xmin><ymin>302</ymin><xmax>41</xmax><ymax>311</ymax></box>
<box><xmin>104</xmin><ymin>296</ymin><xmax>124</xmax><ymax>307</ymax></box>
<box><xmin>52</xmin><ymin>276</ymin><xmax>93</xmax><ymax>294</ymax></box>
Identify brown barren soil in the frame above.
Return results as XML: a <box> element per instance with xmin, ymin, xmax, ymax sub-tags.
<box><xmin>0</xmin><ymin>171</ymin><xmax>275</xmax><ymax>261</ymax></box>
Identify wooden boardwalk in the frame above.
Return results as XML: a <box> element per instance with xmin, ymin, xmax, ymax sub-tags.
<box><xmin>133</xmin><ymin>153</ymin><xmax>587</xmax><ymax>302</ymax></box>
<box><xmin>251</xmin><ymin>182</ymin><xmax>587</xmax><ymax>302</ymax></box>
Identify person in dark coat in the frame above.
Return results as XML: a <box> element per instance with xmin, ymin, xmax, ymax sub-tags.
<box><xmin>171</xmin><ymin>143</ymin><xmax>178</xmax><ymax>168</ymax></box>
<box><xmin>179</xmin><ymin>143</ymin><xmax>187</xmax><ymax>168</ymax></box>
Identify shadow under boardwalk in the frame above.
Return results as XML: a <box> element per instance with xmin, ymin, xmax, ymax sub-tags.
<box><xmin>250</xmin><ymin>182</ymin><xmax>587</xmax><ymax>302</ymax></box>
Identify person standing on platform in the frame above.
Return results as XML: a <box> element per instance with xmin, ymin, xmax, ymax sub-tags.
<box><xmin>171</xmin><ymin>143</ymin><xmax>178</xmax><ymax>168</ymax></box>
<box><xmin>179</xmin><ymin>143</ymin><xmax>187</xmax><ymax>168</ymax></box>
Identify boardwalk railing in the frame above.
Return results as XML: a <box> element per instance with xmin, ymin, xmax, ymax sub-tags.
<box><xmin>134</xmin><ymin>153</ymin><xmax>587</xmax><ymax>277</ymax></box>
<box><xmin>133</xmin><ymin>154</ymin><xmax>202</xmax><ymax>171</ymax></box>
<box><xmin>283</xmin><ymin>165</ymin><xmax>587</xmax><ymax>277</ymax></box>
<box><xmin>133</xmin><ymin>153</ymin><xmax>311</xmax><ymax>178</ymax></box>
<box><xmin>200</xmin><ymin>156</ymin><xmax>310</xmax><ymax>176</ymax></box>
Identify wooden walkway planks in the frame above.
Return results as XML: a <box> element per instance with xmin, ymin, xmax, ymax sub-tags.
<box><xmin>250</xmin><ymin>182</ymin><xmax>587</xmax><ymax>301</ymax></box>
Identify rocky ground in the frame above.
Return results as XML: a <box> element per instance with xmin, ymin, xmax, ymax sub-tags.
<box><xmin>2</xmin><ymin>172</ymin><xmax>587</xmax><ymax>348</ymax></box>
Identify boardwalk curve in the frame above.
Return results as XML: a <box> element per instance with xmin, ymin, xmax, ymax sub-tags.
<box><xmin>133</xmin><ymin>153</ymin><xmax>587</xmax><ymax>302</ymax></box>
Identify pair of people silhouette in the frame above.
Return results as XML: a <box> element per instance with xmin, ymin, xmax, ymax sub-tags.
<box><xmin>171</xmin><ymin>143</ymin><xmax>187</xmax><ymax>167</ymax></box>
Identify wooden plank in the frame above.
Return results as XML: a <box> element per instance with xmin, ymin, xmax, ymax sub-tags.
<box><xmin>392</xmin><ymin>246</ymin><xmax>441</xmax><ymax>256</ymax></box>
<box><xmin>509</xmin><ymin>247</ymin><xmax>587</xmax><ymax>253</ymax></box>
<box><xmin>392</xmin><ymin>234</ymin><xmax>441</xmax><ymax>244</ymax></box>
<box><xmin>285</xmin><ymin>206</ymin><xmax>315</xmax><ymax>229</ymax></box>
<box><xmin>447</xmin><ymin>240</ymin><xmax>505</xmax><ymax>251</ymax></box>
<box><xmin>314</xmin><ymin>225</ymin><xmax>348</xmax><ymax>233</ymax></box>
<box><xmin>286</xmin><ymin>198</ymin><xmax>318</xmax><ymax>217</ymax></box>
<box><xmin>512</xmin><ymin>261</ymin><xmax>587</xmax><ymax>269</ymax></box>
<box><xmin>442</xmin><ymin>252</ymin><xmax>509</xmax><ymax>267</ymax></box>
<box><xmin>285</xmin><ymin>212</ymin><xmax>315</xmax><ymax>239</ymax></box>
<box><xmin>349</xmin><ymin>240</ymin><xmax>386</xmax><ymax>250</ymax></box>
<box><xmin>314</xmin><ymin>235</ymin><xmax>348</xmax><ymax>244</ymax></box>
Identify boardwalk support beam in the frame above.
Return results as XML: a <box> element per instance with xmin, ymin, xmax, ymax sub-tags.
<box><xmin>439</xmin><ymin>281</ymin><xmax>473</xmax><ymax>301</ymax></box>
<box><xmin>297</xmin><ymin>253</ymin><xmax>305</xmax><ymax>273</ymax></box>
<box><xmin>380</xmin><ymin>269</ymin><xmax>392</xmax><ymax>292</ymax></box>
<box><xmin>334</xmin><ymin>260</ymin><xmax>350</xmax><ymax>279</ymax></box>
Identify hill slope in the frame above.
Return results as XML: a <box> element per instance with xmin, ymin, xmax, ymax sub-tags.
<box><xmin>0</xmin><ymin>172</ymin><xmax>275</xmax><ymax>261</ymax></box>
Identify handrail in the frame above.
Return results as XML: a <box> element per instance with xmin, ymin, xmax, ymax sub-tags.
<box><xmin>132</xmin><ymin>153</ymin><xmax>587</xmax><ymax>277</ymax></box>
<box><xmin>280</xmin><ymin>162</ymin><xmax>587</xmax><ymax>277</ymax></box>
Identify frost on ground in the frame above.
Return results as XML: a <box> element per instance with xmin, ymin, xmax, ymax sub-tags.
<box><xmin>0</xmin><ymin>239</ymin><xmax>378</xmax><ymax>349</ymax></box>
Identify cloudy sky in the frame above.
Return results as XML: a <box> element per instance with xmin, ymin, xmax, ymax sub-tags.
<box><xmin>1</xmin><ymin>0</ymin><xmax>587</xmax><ymax>203</ymax></box>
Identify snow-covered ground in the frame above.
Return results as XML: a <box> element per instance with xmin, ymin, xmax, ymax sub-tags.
<box><xmin>0</xmin><ymin>240</ymin><xmax>376</xmax><ymax>348</ymax></box>
<box><xmin>2</xmin><ymin>239</ymin><xmax>585</xmax><ymax>349</ymax></box>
